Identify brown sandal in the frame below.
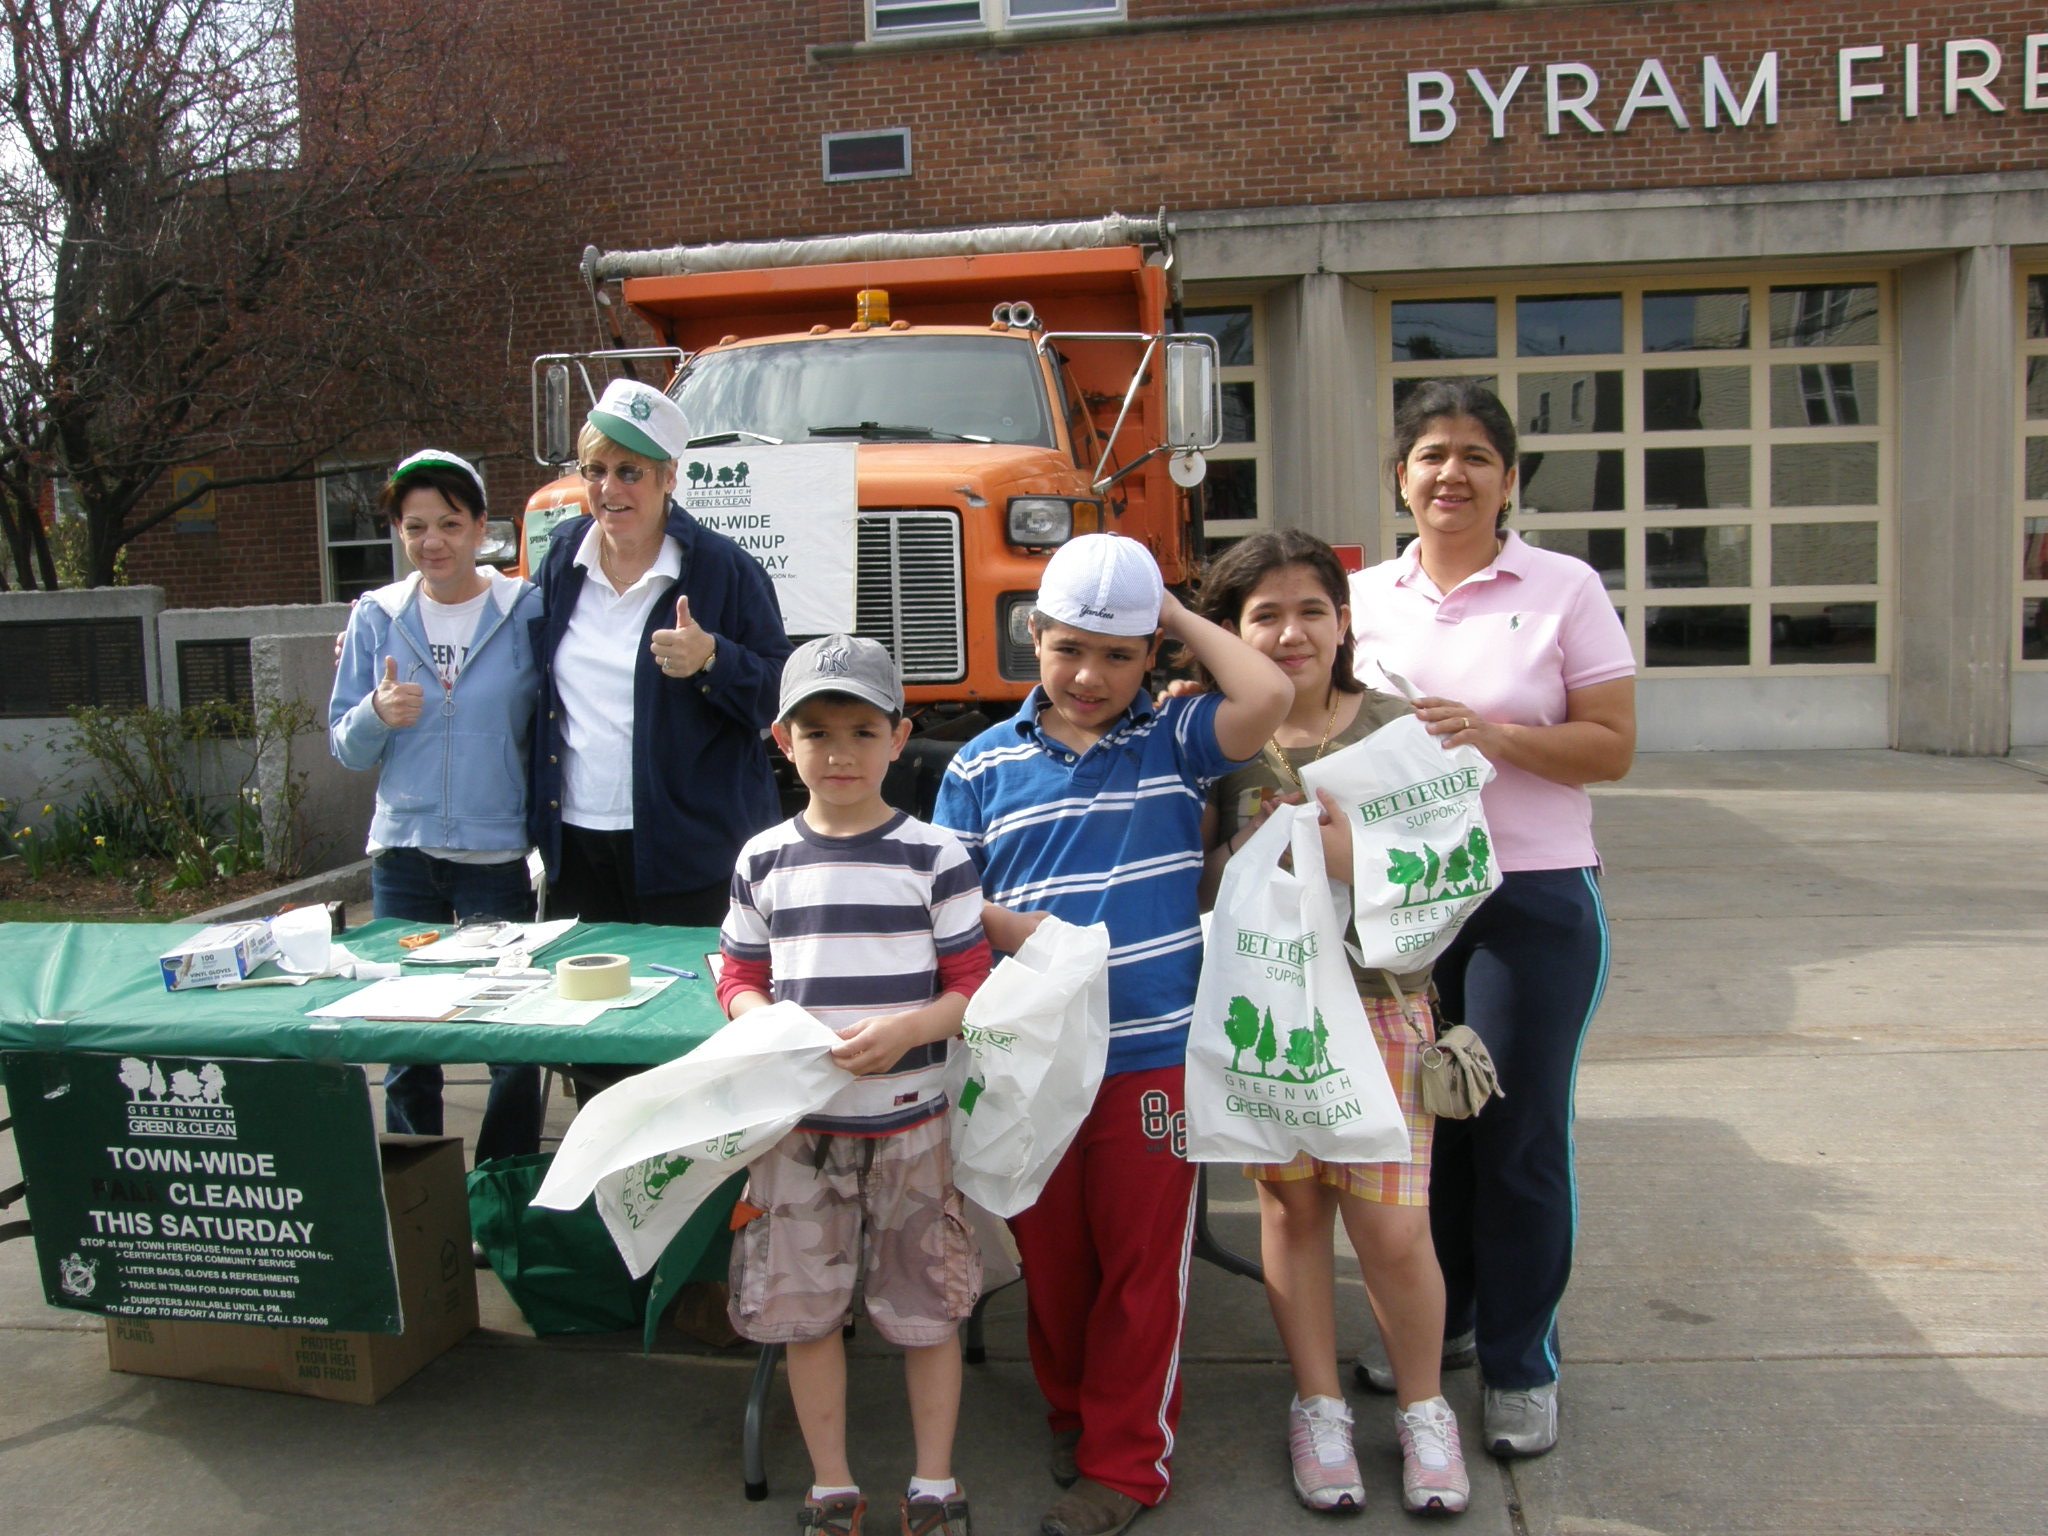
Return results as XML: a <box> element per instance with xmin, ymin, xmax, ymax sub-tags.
<box><xmin>900</xmin><ymin>1489</ymin><xmax>972</xmax><ymax>1535</ymax></box>
<box><xmin>798</xmin><ymin>1492</ymin><xmax>866</xmax><ymax>1536</ymax></box>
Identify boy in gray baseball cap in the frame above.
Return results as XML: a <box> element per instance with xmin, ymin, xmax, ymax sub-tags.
<box><xmin>717</xmin><ymin>632</ymin><xmax>992</xmax><ymax>1536</ymax></box>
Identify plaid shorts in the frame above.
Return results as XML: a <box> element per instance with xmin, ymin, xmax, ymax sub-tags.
<box><xmin>1247</xmin><ymin>990</ymin><xmax>1434</xmax><ymax>1206</ymax></box>
<box><xmin>728</xmin><ymin>1112</ymin><xmax>981</xmax><ymax>1348</ymax></box>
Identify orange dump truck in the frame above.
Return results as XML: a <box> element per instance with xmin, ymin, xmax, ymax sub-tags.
<box><xmin>525</xmin><ymin>213</ymin><xmax>1220</xmax><ymax>768</ymax></box>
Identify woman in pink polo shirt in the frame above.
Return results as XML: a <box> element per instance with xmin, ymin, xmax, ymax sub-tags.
<box><xmin>1348</xmin><ymin>379</ymin><xmax>1636</xmax><ymax>1460</ymax></box>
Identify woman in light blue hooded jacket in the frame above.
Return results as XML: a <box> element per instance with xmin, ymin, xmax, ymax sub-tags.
<box><xmin>328</xmin><ymin>450</ymin><xmax>545</xmax><ymax>1163</ymax></box>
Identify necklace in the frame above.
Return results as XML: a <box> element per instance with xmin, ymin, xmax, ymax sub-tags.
<box><xmin>1262</xmin><ymin>688</ymin><xmax>1342</xmax><ymax>791</ymax></box>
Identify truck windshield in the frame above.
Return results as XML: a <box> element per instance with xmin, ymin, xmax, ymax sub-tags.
<box><xmin>672</xmin><ymin>335</ymin><xmax>1054</xmax><ymax>448</ymax></box>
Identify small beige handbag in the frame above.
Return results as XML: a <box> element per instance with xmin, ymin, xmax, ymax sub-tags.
<box><xmin>1383</xmin><ymin>973</ymin><xmax>1503</xmax><ymax>1121</ymax></box>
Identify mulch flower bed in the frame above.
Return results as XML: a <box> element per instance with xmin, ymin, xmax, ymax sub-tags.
<box><xmin>0</xmin><ymin>859</ymin><xmax>279</xmax><ymax>921</ymax></box>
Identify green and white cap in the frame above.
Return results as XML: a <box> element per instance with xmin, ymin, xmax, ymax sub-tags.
<box><xmin>588</xmin><ymin>379</ymin><xmax>692</xmax><ymax>463</ymax></box>
<box><xmin>388</xmin><ymin>449</ymin><xmax>486</xmax><ymax>511</ymax></box>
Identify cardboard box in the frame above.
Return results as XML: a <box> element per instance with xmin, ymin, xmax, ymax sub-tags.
<box><xmin>158</xmin><ymin>921</ymin><xmax>278</xmax><ymax>991</ymax></box>
<box><xmin>105</xmin><ymin>1136</ymin><xmax>477</xmax><ymax>1404</ymax></box>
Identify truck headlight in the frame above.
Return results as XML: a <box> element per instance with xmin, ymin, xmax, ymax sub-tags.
<box><xmin>1000</xmin><ymin>594</ymin><xmax>1037</xmax><ymax>679</ymax></box>
<box><xmin>1007</xmin><ymin>497</ymin><xmax>1071</xmax><ymax>547</ymax></box>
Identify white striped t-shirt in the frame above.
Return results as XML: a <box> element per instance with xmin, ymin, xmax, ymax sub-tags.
<box><xmin>721</xmin><ymin>811</ymin><xmax>985</xmax><ymax>1134</ymax></box>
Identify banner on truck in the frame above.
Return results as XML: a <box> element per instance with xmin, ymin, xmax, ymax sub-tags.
<box><xmin>680</xmin><ymin>445</ymin><xmax>857</xmax><ymax>635</ymax></box>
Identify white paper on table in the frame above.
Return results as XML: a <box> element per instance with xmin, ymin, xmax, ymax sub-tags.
<box><xmin>533</xmin><ymin>1001</ymin><xmax>856</xmax><ymax>1276</ymax></box>
<box><xmin>306</xmin><ymin>974</ymin><xmax>493</xmax><ymax>1021</ymax></box>
<box><xmin>462</xmin><ymin>975</ymin><xmax>674</xmax><ymax>1027</ymax></box>
<box><xmin>229</xmin><ymin>941</ymin><xmax>392</xmax><ymax>986</ymax></box>
<box><xmin>400</xmin><ymin>918</ymin><xmax>580</xmax><ymax>965</ymax></box>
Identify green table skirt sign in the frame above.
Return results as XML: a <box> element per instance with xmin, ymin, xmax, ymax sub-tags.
<box><xmin>3</xmin><ymin>1051</ymin><xmax>401</xmax><ymax>1333</ymax></box>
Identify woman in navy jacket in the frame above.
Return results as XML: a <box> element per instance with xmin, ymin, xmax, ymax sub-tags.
<box><xmin>528</xmin><ymin>378</ymin><xmax>791</xmax><ymax>928</ymax></box>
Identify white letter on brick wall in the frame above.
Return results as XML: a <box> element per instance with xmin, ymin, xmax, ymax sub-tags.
<box><xmin>1545</xmin><ymin>63</ymin><xmax>1604</xmax><ymax>135</ymax></box>
<box><xmin>1945</xmin><ymin>40</ymin><xmax>2004</xmax><ymax>115</ymax></box>
<box><xmin>1615</xmin><ymin>58</ymin><xmax>1689</xmax><ymax>131</ymax></box>
<box><xmin>1837</xmin><ymin>45</ymin><xmax>1885</xmax><ymax>122</ymax></box>
<box><xmin>1467</xmin><ymin>66</ymin><xmax>1529</xmax><ymax>139</ymax></box>
<box><xmin>1408</xmin><ymin>71</ymin><xmax>1458</xmax><ymax>144</ymax></box>
<box><xmin>2027</xmin><ymin>35</ymin><xmax>2048</xmax><ymax>110</ymax></box>
<box><xmin>1703</xmin><ymin>53</ymin><xmax>1778</xmax><ymax>128</ymax></box>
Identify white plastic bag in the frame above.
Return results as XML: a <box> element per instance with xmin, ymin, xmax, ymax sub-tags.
<box><xmin>1299</xmin><ymin>714</ymin><xmax>1499</xmax><ymax>973</ymax></box>
<box><xmin>948</xmin><ymin>917</ymin><xmax>1111</xmax><ymax>1218</ymax></box>
<box><xmin>532</xmin><ymin>1001</ymin><xmax>853</xmax><ymax>1277</ymax></box>
<box><xmin>1186</xmin><ymin>802</ymin><xmax>1409</xmax><ymax>1165</ymax></box>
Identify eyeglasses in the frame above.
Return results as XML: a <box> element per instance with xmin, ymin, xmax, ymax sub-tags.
<box><xmin>578</xmin><ymin>462</ymin><xmax>646</xmax><ymax>485</ymax></box>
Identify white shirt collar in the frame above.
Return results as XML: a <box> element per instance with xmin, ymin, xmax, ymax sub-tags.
<box><xmin>573</xmin><ymin>519</ymin><xmax>682</xmax><ymax>594</ymax></box>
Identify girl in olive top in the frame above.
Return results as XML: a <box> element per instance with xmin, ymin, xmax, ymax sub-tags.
<box><xmin>1197</xmin><ymin>529</ymin><xmax>1469</xmax><ymax>1518</ymax></box>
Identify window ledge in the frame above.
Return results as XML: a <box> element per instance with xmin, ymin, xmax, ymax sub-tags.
<box><xmin>811</xmin><ymin>1</ymin><xmax>1627</xmax><ymax>65</ymax></box>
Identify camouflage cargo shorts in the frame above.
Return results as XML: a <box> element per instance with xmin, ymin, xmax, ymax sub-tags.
<box><xmin>728</xmin><ymin>1113</ymin><xmax>982</xmax><ymax>1348</ymax></box>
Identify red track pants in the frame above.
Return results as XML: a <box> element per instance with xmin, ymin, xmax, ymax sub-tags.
<box><xmin>1007</xmin><ymin>1064</ymin><xmax>1198</xmax><ymax>1507</ymax></box>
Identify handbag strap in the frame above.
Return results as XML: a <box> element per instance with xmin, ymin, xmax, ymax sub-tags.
<box><xmin>1379</xmin><ymin>970</ymin><xmax>1432</xmax><ymax>1047</ymax></box>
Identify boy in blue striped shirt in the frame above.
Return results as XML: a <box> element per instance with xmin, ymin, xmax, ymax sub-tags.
<box><xmin>934</xmin><ymin>535</ymin><xmax>1290</xmax><ymax>1536</ymax></box>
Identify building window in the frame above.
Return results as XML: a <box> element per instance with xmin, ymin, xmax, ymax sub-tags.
<box><xmin>1182</xmin><ymin>300</ymin><xmax>1268</xmax><ymax>551</ymax></box>
<box><xmin>870</xmin><ymin>0</ymin><xmax>1120</xmax><ymax>39</ymax></box>
<box><xmin>822</xmin><ymin>128</ymin><xmax>911</xmax><ymax>182</ymax></box>
<box><xmin>319</xmin><ymin>464</ymin><xmax>396</xmax><ymax>603</ymax></box>
<box><xmin>1378</xmin><ymin>275</ymin><xmax>1891</xmax><ymax>675</ymax></box>
<box><xmin>2018</xmin><ymin>270</ymin><xmax>2048</xmax><ymax>666</ymax></box>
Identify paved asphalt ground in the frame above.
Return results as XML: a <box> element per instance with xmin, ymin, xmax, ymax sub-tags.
<box><xmin>2</xmin><ymin>750</ymin><xmax>2044</xmax><ymax>1535</ymax></box>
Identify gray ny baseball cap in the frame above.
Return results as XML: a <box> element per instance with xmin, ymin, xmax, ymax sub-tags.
<box><xmin>778</xmin><ymin>634</ymin><xmax>905</xmax><ymax>720</ymax></box>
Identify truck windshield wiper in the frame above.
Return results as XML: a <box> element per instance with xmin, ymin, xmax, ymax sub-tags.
<box><xmin>808</xmin><ymin>422</ymin><xmax>993</xmax><ymax>443</ymax></box>
<box><xmin>687</xmin><ymin>429</ymin><xmax>784</xmax><ymax>446</ymax></box>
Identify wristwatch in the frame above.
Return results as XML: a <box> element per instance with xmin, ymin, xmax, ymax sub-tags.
<box><xmin>701</xmin><ymin>638</ymin><xmax>717</xmax><ymax>674</ymax></box>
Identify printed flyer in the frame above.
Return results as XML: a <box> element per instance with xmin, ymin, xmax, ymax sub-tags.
<box><xmin>680</xmin><ymin>444</ymin><xmax>858</xmax><ymax>634</ymax></box>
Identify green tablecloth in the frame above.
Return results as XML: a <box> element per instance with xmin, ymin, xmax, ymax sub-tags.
<box><xmin>0</xmin><ymin>919</ymin><xmax>728</xmax><ymax>1066</ymax></box>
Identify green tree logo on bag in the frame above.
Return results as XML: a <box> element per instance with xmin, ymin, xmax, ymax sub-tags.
<box><xmin>620</xmin><ymin>1151</ymin><xmax>694</xmax><ymax>1230</ymax></box>
<box><xmin>1386</xmin><ymin>825</ymin><xmax>1492</xmax><ymax>907</ymax></box>
<box><xmin>1224</xmin><ymin>997</ymin><xmax>1340</xmax><ymax>1086</ymax></box>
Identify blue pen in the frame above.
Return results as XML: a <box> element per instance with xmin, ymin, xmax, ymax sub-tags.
<box><xmin>650</xmin><ymin>962</ymin><xmax>698</xmax><ymax>981</ymax></box>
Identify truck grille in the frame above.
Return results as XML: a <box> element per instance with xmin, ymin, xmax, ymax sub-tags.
<box><xmin>856</xmin><ymin>511</ymin><xmax>964</xmax><ymax>684</ymax></box>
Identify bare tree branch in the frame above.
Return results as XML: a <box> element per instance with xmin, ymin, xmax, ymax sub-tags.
<box><xmin>0</xmin><ymin>0</ymin><xmax>551</xmax><ymax>585</ymax></box>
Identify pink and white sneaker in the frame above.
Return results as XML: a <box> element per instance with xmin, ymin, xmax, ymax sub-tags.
<box><xmin>1396</xmin><ymin>1396</ymin><xmax>1470</xmax><ymax>1515</ymax></box>
<box><xmin>1288</xmin><ymin>1393</ymin><xmax>1365</xmax><ymax>1513</ymax></box>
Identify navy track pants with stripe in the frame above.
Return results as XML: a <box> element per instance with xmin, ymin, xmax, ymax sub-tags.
<box><xmin>1428</xmin><ymin>865</ymin><xmax>1610</xmax><ymax>1391</ymax></box>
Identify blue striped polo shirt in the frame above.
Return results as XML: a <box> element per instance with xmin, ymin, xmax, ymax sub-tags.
<box><xmin>934</xmin><ymin>688</ymin><xmax>1237</xmax><ymax>1076</ymax></box>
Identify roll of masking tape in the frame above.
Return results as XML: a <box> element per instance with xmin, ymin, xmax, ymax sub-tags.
<box><xmin>557</xmin><ymin>953</ymin><xmax>630</xmax><ymax>1001</ymax></box>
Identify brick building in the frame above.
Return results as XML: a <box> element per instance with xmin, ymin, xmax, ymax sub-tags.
<box><xmin>126</xmin><ymin>0</ymin><xmax>2048</xmax><ymax>750</ymax></box>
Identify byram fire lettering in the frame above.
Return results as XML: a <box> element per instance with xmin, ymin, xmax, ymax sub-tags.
<box><xmin>1407</xmin><ymin>37</ymin><xmax>2048</xmax><ymax>143</ymax></box>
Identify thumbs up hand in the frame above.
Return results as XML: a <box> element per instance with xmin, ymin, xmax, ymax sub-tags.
<box><xmin>650</xmin><ymin>592</ymin><xmax>716</xmax><ymax>680</ymax></box>
<box><xmin>372</xmin><ymin>656</ymin><xmax>425</xmax><ymax>728</ymax></box>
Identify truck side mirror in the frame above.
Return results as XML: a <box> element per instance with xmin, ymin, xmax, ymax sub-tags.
<box><xmin>1164</xmin><ymin>340</ymin><xmax>1216</xmax><ymax>450</ymax></box>
<box><xmin>542</xmin><ymin>364</ymin><xmax>574</xmax><ymax>467</ymax></box>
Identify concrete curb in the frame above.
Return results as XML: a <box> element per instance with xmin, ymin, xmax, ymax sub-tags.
<box><xmin>189</xmin><ymin>858</ymin><xmax>371</xmax><ymax>924</ymax></box>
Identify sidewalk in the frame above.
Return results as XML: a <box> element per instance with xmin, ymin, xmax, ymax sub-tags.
<box><xmin>2</xmin><ymin>751</ymin><xmax>2044</xmax><ymax>1534</ymax></box>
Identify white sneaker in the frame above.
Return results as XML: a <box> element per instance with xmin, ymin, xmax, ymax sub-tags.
<box><xmin>1395</xmin><ymin>1396</ymin><xmax>1470</xmax><ymax>1515</ymax></box>
<box><xmin>1287</xmin><ymin>1394</ymin><xmax>1364</xmax><ymax>1513</ymax></box>
<box><xmin>1483</xmin><ymin>1381</ymin><xmax>1559</xmax><ymax>1458</ymax></box>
